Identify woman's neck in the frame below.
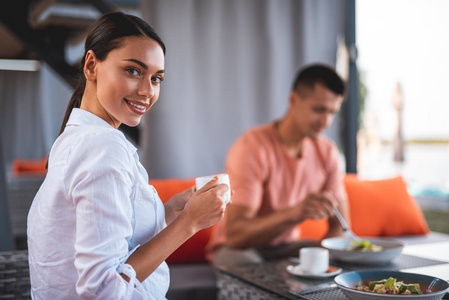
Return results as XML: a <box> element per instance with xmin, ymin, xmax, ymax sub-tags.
<box><xmin>80</xmin><ymin>85</ymin><xmax>121</xmax><ymax>129</ymax></box>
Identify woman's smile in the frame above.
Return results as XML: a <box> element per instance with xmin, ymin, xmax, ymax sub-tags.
<box><xmin>124</xmin><ymin>98</ymin><xmax>149</xmax><ymax>115</ymax></box>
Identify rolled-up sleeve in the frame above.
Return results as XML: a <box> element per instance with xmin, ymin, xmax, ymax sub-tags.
<box><xmin>66</xmin><ymin>132</ymin><xmax>145</xmax><ymax>299</ymax></box>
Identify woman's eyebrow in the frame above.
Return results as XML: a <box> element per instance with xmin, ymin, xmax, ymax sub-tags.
<box><xmin>123</xmin><ymin>58</ymin><xmax>148</xmax><ymax>70</ymax></box>
<box><xmin>123</xmin><ymin>59</ymin><xmax>165</xmax><ymax>74</ymax></box>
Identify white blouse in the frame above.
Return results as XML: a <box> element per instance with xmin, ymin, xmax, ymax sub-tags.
<box><xmin>27</xmin><ymin>108</ymin><xmax>169</xmax><ymax>299</ymax></box>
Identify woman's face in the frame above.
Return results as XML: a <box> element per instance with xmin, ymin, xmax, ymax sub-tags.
<box><xmin>87</xmin><ymin>36</ymin><xmax>165</xmax><ymax>128</ymax></box>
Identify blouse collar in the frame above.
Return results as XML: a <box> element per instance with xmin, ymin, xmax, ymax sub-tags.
<box><xmin>66</xmin><ymin>108</ymin><xmax>114</xmax><ymax>128</ymax></box>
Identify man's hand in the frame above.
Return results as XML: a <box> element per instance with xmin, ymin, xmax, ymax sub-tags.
<box><xmin>290</xmin><ymin>192</ymin><xmax>337</xmax><ymax>223</ymax></box>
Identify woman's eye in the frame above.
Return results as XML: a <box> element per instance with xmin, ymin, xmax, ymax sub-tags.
<box><xmin>127</xmin><ymin>68</ymin><xmax>140</xmax><ymax>76</ymax></box>
<box><xmin>152</xmin><ymin>76</ymin><xmax>164</xmax><ymax>84</ymax></box>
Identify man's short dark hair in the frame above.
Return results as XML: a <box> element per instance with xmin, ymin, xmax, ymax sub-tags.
<box><xmin>292</xmin><ymin>64</ymin><xmax>345</xmax><ymax>97</ymax></box>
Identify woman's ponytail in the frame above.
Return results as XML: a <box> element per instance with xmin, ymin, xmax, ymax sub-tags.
<box><xmin>58</xmin><ymin>77</ymin><xmax>85</xmax><ymax>136</ymax></box>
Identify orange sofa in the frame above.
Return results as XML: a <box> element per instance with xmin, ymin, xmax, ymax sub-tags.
<box><xmin>11</xmin><ymin>157</ymin><xmax>48</xmax><ymax>178</ymax></box>
<box><xmin>151</xmin><ymin>175</ymin><xmax>429</xmax><ymax>265</ymax></box>
<box><xmin>12</xmin><ymin>158</ymin><xmax>429</xmax><ymax>251</ymax></box>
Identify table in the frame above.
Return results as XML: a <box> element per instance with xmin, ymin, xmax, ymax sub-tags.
<box><xmin>401</xmin><ymin>241</ymin><xmax>449</xmax><ymax>281</ymax></box>
<box><xmin>215</xmin><ymin>241</ymin><xmax>449</xmax><ymax>300</ymax></box>
<box><xmin>0</xmin><ymin>250</ymin><xmax>30</xmax><ymax>299</ymax></box>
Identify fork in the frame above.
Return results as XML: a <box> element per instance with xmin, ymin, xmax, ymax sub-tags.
<box><xmin>426</xmin><ymin>278</ymin><xmax>438</xmax><ymax>294</ymax></box>
<box><xmin>333</xmin><ymin>207</ymin><xmax>361</xmax><ymax>241</ymax></box>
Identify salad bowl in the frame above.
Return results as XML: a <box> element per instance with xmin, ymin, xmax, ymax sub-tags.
<box><xmin>321</xmin><ymin>237</ymin><xmax>405</xmax><ymax>265</ymax></box>
<box><xmin>335</xmin><ymin>271</ymin><xmax>449</xmax><ymax>300</ymax></box>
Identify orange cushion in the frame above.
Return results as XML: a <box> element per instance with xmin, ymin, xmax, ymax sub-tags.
<box><xmin>12</xmin><ymin>157</ymin><xmax>47</xmax><ymax>177</ymax></box>
<box><xmin>150</xmin><ymin>178</ymin><xmax>195</xmax><ymax>204</ymax></box>
<box><xmin>150</xmin><ymin>178</ymin><xmax>214</xmax><ymax>264</ymax></box>
<box><xmin>344</xmin><ymin>175</ymin><xmax>429</xmax><ymax>236</ymax></box>
<box><xmin>298</xmin><ymin>219</ymin><xmax>328</xmax><ymax>240</ymax></box>
<box><xmin>164</xmin><ymin>225</ymin><xmax>214</xmax><ymax>264</ymax></box>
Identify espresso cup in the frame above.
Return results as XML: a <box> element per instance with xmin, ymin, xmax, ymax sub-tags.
<box><xmin>195</xmin><ymin>173</ymin><xmax>231</xmax><ymax>205</ymax></box>
<box><xmin>298</xmin><ymin>247</ymin><xmax>329</xmax><ymax>275</ymax></box>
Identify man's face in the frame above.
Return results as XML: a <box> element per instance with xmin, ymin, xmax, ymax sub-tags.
<box><xmin>291</xmin><ymin>83</ymin><xmax>343</xmax><ymax>140</ymax></box>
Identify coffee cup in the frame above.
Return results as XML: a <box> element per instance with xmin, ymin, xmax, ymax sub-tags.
<box><xmin>195</xmin><ymin>173</ymin><xmax>231</xmax><ymax>205</ymax></box>
<box><xmin>298</xmin><ymin>247</ymin><xmax>329</xmax><ymax>275</ymax></box>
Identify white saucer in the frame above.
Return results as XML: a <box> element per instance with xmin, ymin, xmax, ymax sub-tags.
<box><xmin>286</xmin><ymin>265</ymin><xmax>342</xmax><ymax>278</ymax></box>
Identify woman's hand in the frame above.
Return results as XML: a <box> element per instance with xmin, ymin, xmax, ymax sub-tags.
<box><xmin>180</xmin><ymin>176</ymin><xmax>228</xmax><ymax>232</ymax></box>
<box><xmin>164</xmin><ymin>186</ymin><xmax>195</xmax><ymax>224</ymax></box>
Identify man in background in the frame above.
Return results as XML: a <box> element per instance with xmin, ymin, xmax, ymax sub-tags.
<box><xmin>207</xmin><ymin>64</ymin><xmax>350</xmax><ymax>266</ymax></box>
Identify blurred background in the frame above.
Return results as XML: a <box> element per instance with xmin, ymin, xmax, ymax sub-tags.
<box><xmin>0</xmin><ymin>0</ymin><xmax>448</xmax><ymax>250</ymax></box>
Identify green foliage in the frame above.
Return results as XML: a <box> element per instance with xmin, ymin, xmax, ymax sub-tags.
<box><xmin>358</xmin><ymin>70</ymin><xmax>368</xmax><ymax>129</ymax></box>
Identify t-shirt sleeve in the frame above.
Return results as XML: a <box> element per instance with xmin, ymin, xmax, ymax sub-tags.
<box><xmin>226</xmin><ymin>131</ymin><xmax>268</xmax><ymax>209</ymax></box>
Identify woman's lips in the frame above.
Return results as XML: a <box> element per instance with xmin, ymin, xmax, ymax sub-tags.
<box><xmin>125</xmin><ymin>99</ymin><xmax>148</xmax><ymax>115</ymax></box>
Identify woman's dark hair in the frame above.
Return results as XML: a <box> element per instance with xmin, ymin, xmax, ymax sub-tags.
<box><xmin>58</xmin><ymin>11</ymin><xmax>166</xmax><ymax>136</ymax></box>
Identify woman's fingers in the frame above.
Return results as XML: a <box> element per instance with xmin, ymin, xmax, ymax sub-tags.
<box><xmin>196</xmin><ymin>176</ymin><xmax>229</xmax><ymax>204</ymax></box>
<box><xmin>183</xmin><ymin>176</ymin><xmax>230</xmax><ymax>231</ymax></box>
<box><xmin>196</xmin><ymin>175</ymin><xmax>219</xmax><ymax>193</ymax></box>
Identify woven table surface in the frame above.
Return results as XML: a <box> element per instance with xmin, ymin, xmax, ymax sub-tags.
<box><xmin>216</xmin><ymin>254</ymin><xmax>449</xmax><ymax>300</ymax></box>
<box><xmin>0</xmin><ymin>250</ymin><xmax>30</xmax><ymax>300</ymax></box>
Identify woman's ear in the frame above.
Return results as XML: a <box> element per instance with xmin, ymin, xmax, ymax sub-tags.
<box><xmin>84</xmin><ymin>50</ymin><xmax>98</xmax><ymax>82</ymax></box>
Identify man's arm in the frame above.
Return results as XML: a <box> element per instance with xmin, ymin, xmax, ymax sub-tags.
<box><xmin>225</xmin><ymin>204</ymin><xmax>297</xmax><ymax>248</ymax></box>
<box><xmin>225</xmin><ymin>192</ymin><xmax>337</xmax><ymax>248</ymax></box>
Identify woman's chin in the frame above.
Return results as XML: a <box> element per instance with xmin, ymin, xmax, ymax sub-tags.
<box><xmin>122</xmin><ymin>118</ymin><xmax>142</xmax><ymax>128</ymax></box>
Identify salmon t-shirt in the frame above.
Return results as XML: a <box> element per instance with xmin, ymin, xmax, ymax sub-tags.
<box><xmin>206</xmin><ymin>122</ymin><xmax>346</xmax><ymax>260</ymax></box>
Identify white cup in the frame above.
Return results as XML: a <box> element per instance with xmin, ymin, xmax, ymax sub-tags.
<box><xmin>195</xmin><ymin>173</ymin><xmax>231</xmax><ymax>205</ymax></box>
<box><xmin>299</xmin><ymin>247</ymin><xmax>329</xmax><ymax>275</ymax></box>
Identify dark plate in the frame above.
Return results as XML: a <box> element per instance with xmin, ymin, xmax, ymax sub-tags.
<box><xmin>335</xmin><ymin>271</ymin><xmax>449</xmax><ymax>299</ymax></box>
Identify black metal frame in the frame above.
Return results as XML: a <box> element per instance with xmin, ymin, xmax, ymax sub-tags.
<box><xmin>0</xmin><ymin>0</ymin><xmax>114</xmax><ymax>87</ymax></box>
<box><xmin>342</xmin><ymin>0</ymin><xmax>359</xmax><ymax>174</ymax></box>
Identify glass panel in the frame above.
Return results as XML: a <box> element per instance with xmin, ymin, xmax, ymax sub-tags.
<box><xmin>356</xmin><ymin>0</ymin><xmax>449</xmax><ymax>234</ymax></box>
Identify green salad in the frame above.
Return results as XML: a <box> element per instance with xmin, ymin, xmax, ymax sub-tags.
<box><xmin>356</xmin><ymin>277</ymin><xmax>423</xmax><ymax>295</ymax></box>
<box><xmin>345</xmin><ymin>239</ymin><xmax>383</xmax><ymax>252</ymax></box>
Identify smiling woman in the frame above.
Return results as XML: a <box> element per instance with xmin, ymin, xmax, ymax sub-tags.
<box><xmin>27</xmin><ymin>12</ymin><xmax>229</xmax><ymax>300</ymax></box>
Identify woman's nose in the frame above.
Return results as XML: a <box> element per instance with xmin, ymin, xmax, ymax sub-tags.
<box><xmin>137</xmin><ymin>79</ymin><xmax>155</xmax><ymax>99</ymax></box>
